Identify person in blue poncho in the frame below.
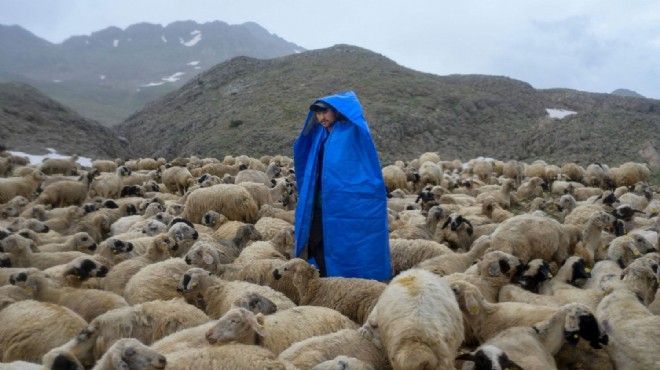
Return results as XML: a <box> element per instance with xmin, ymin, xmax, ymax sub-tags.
<box><xmin>293</xmin><ymin>91</ymin><xmax>392</xmax><ymax>281</ymax></box>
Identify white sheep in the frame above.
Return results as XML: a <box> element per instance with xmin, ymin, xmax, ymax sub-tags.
<box><xmin>389</xmin><ymin>238</ymin><xmax>453</xmax><ymax>276</ymax></box>
<box><xmin>39</xmin><ymin>155</ymin><xmax>79</xmax><ymax>175</ymax></box>
<box><xmin>475</xmin><ymin>178</ymin><xmax>515</xmax><ymax>209</ymax></box>
<box><xmin>278</xmin><ymin>328</ymin><xmax>390</xmax><ymax>370</ymax></box>
<box><xmin>35</xmin><ymin>173</ymin><xmax>93</xmax><ymax>208</ymax></box>
<box><xmin>161</xmin><ymin>166</ymin><xmax>195</xmax><ymax>195</ymax></box>
<box><xmin>205</xmin><ymin>306</ymin><xmax>357</xmax><ymax>355</ymax></box>
<box><xmin>88</xmin><ymin>338</ymin><xmax>167</xmax><ymax>370</ymax></box>
<box><xmin>0</xmin><ymin>299</ymin><xmax>87</xmax><ymax>363</ymax></box>
<box><xmin>0</xmin><ymin>170</ymin><xmax>47</xmax><ymax>203</ymax></box>
<box><xmin>123</xmin><ymin>258</ymin><xmax>191</xmax><ymax>305</ymax></box>
<box><xmin>370</xmin><ymin>268</ymin><xmax>464</xmax><ymax>370</ymax></box>
<box><xmin>417</xmin><ymin>235</ymin><xmax>491</xmax><ymax>276</ymax></box>
<box><xmin>9</xmin><ymin>269</ymin><xmax>128</xmax><ymax>322</ymax></box>
<box><xmin>1</xmin><ymin>233</ymin><xmax>91</xmax><ymax>270</ymax></box>
<box><xmin>182</xmin><ymin>184</ymin><xmax>258</xmax><ymax>224</ymax></box>
<box><xmin>165</xmin><ymin>344</ymin><xmax>289</xmax><ymax>370</ymax></box>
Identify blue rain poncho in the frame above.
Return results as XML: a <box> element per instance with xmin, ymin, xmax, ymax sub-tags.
<box><xmin>293</xmin><ymin>91</ymin><xmax>392</xmax><ymax>281</ymax></box>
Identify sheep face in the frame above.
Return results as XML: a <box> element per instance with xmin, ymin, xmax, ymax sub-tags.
<box><xmin>142</xmin><ymin>220</ymin><xmax>168</xmax><ymax>236</ymax></box>
<box><xmin>0</xmin><ymin>234</ymin><xmax>32</xmax><ymax>253</ymax></box>
<box><xmin>8</xmin><ymin>218</ymin><xmax>49</xmax><ymax>233</ymax></box>
<box><xmin>109</xmin><ymin>338</ymin><xmax>167</xmax><ymax>370</ymax></box>
<box><xmin>451</xmin><ymin>280</ymin><xmax>483</xmax><ymax>316</ymax></box>
<box><xmin>272</xmin><ymin>258</ymin><xmax>310</xmax><ymax>281</ymax></box>
<box><xmin>456</xmin><ymin>345</ymin><xmax>523</xmax><ymax>370</ymax></box>
<box><xmin>184</xmin><ymin>244</ymin><xmax>217</xmax><ymax>267</ymax></box>
<box><xmin>569</xmin><ymin>257</ymin><xmax>592</xmax><ymax>286</ymax></box>
<box><xmin>512</xmin><ymin>259</ymin><xmax>552</xmax><ymax>292</ymax></box>
<box><xmin>477</xmin><ymin>251</ymin><xmax>522</xmax><ymax>280</ymax></box>
<box><xmin>177</xmin><ymin>268</ymin><xmax>208</xmax><ymax>293</ymax></box>
<box><xmin>553</xmin><ymin>304</ymin><xmax>608</xmax><ymax>349</ymax></box>
<box><xmin>108</xmin><ymin>239</ymin><xmax>134</xmax><ymax>255</ymax></box>
<box><xmin>42</xmin><ymin>349</ymin><xmax>85</xmax><ymax>370</ymax></box>
<box><xmin>66</xmin><ymin>258</ymin><xmax>109</xmax><ymax>280</ymax></box>
<box><xmin>205</xmin><ymin>307</ymin><xmax>266</xmax><ymax>345</ymax></box>
<box><xmin>201</xmin><ymin>210</ymin><xmax>223</xmax><ymax>227</ymax></box>
<box><xmin>73</xmin><ymin>232</ymin><xmax>97</xmax><ymax>252</ymax></box>
<box><xmin>168</xmin><ymin>222</ymin><xmax>199</xmax><ymax>242</ymax></box>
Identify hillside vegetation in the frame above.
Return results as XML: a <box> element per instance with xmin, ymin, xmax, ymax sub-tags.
<box><xmin>115</xmin><ymin>45</ymin><xmax>660</xmax><ymax>167</ymax></box>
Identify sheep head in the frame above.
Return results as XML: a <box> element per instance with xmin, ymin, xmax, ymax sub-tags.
<box><xmin>205</xmin><ymin>307</ymin><xmax>266</xmax><ymax>345</ymax></box>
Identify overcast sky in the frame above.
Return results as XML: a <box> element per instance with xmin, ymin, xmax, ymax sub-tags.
<box><xmin>2</xmin><ymin>0</ymin><xmax>660</xmax><ymax>99</ymax></box>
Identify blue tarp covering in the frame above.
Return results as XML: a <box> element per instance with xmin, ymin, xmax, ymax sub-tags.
<box><xmin>293</xmin><ymin>91</ymin><xmax>392</xmax><ymax>280</ymax></box>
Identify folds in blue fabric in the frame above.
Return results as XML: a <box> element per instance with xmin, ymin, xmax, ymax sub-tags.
<box><xmin>293</xmin><ymin>91</ymin><xmax>392</xmax><ymax>280</ymax></box>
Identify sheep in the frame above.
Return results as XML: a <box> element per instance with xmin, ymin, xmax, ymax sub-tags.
<box><xmin>89</xmin><ymin>166</ymin><xmax>130</xmax><ymax>199</ymax></box>
<box><xmin>88</xmin><ymin>338</ymin><xmax>167</xmax><ymax>370</ymax></box>
<box><xmin>36</xmin><ymin>173</ymin><xmax>94</xmax><ymax>208</ymax></box>
<box><xmin>560</xmin><ymin>162</ymin><xmax>586</xmax><ymax>182</ymax></box>
<box><xmin>596</xmin><ymin>259</ymin><xmax>660</xmax><ymax>370</ymax></box>
<box><xmin>182</xmin><ymin>184</ymin><xmax>258</xmax><ymax>224</ymax></box>
<box><xmin>279</xmin><ymin>328</ymin><xmax>389</xmax><ymax>370</ymax></box>
<box><xmin>457</xmin><ymin>302</ymin><xmax>608</xmax><ymax>370</ymax></box>
<box><xmin>417</xmin><ymin>235</ymin><xmax>491</xmax><ymax>276</ymax></box>
<box><xmin>573</xmin><ymin>210</ymin><xmax>618</xmax><ymax>267</ymax></box>
<box><xmin>1</xmin><ymin>233</ymin><xmax>91</xmax><ymax>270</ymax></box>
<box><xmin>607</xmin><ymin>232</ymin><xmax>657</xmax><ymax>268</ymax></box>
<box><xmin>0</xmin><ymin>170</ymin><xmax>47</xmax><ymax>203</ymax></box>
<box><xmin>51</xmin><ymin>298</ymin><xmax>209</xmax><ymax>366</ymax></box>
<box><xmin>475</xmin><ymin>178</ymin><xmax>515</xmax><ymax>209</ymax></box>
<box><xmin>233</xmin><ymin>231</ymin><xmax>292</xmax><ymax>264</ymax></box>
<box><xmin>0</xmin><ymin>195</ymin><xmax>29</xmax><ymax>218</ymax></box>
<box><xmin>123</xmin><ymin>258</ymin><xmax>191</xmax><ymax>305</ymax></box>
<box><xmin>311</xmin><ymin>356</ymin><xmax>374</xmax><ymax>370</ymax></box>
<box><xmin>91</xmin><ymin>159</ymin><xmax>118</xmax><ymax>173</ymax></box>
<box><xmin>6</xmin><ymin>216</ymin><xmax>50</xmax><ymax>233</ymax></box>
<box><xmin>206</xmin><ymin>306</ymin><xmax>358</xmax><ymax>355</ymax></box>
<box><xmin>0</xmin><ymin>299</ymin><xmax>87</xmax><ymax>363</ymax></box>
<box><xmin>102</xmin><ymin>235</ymin><xmax>177</xmax><ymax>295</ymax></box>
<box><xmin>121</xmin><ymin>170</ymin><xmax>161</xmax><ymax>187</ymax></box>
<box><xmin>177</xmin><ymin>267</ymin><xmax>296</xmax><ymax>319</ymax></box>
<box><xmin>232</xmin><ymin>291</ymin><xmax>280</xmax><ymax>316</ymax></box>
<box><xmin>43</xmin><ymin>255</ymin><xmax>109</xmax><ymax>288</ymax></box>
<box><xmin>258</xmin><ymin>203</ymin><xmax>296</xmax><ymax>224</ymax></box>
<box><xmin>37</xmin><ymin>231</ymin><xmax>97</xmax><ymax>253</ymax></box>
<box><xmin>437</xmin><ymin>213</ymin><xmax>476</xmax><ymax>251</ymax></box>
<box><xmin>389</xmin><ymin>205</ymin><xmax>444</xmax><ymax>241</ymax></box>
<box><xmin>254</xmin><ymin>216</ymin><xmax>293</xmax><ymax>240</ymax></box>
<box><xmin>150</xmin><ymin>320</ymin><xmax>220</xmax><ymax>355</ymax></box>
<box><xmin>515</xmin><ymin>176</ymin><xmax>546</xmax><ymax>202</ymax></box>
<box><xmin>388</xmin><ymin>238</ymin><xmax>453</xmax><ymax>276</ymax></box>
<box><xmin>161</xmin><ymin>166</ymin><xmax>195</xmax><ymax>195</ymax></box>
<box><xmin>40</xmin><ymin>155</ymin><xmax>79</xmax><ymax>175</ymax></box>
<box><xmin>94</xmin><ymin>237</ymin><xmax>136</xmax><ymax>265</ymax></box>
<box><xmin>272</xmin><ymin>258</ymin><xmax>386</xmax><ymax>324</ymax></box>
<box><xmin>612</xmin><ymin>162</ymin><xmax>651</xmax><ymax>187</ymax></box>
<box><xmin>369</xmin><ymin>268</ymin><xmax>464</xmax><ymax>370</ymax></box>
<box><xmin>165</xmin><ymin>344</ymin><xmax>289</xmax><ymax>370</ymax></box>
<box><xmin>237</xmin><ymin>181</ymin><xmax>273</xmax><ymax>209</ymax></box>
<box><xmin>9</xmin><ymin>269</ymin><xmax>128</xmax><ymax>322</ymax></box>
<box><xmin>443</xmin><ymin>250</ymin><xmax>523</xmax><ymax>304</ymax></box>
<box><xmin>382</xmin><ymin>165</ymin><xmax>408</xmax><ymax>193</ymax></box>
<box><xmin>487</xmin><ymin>214</ymin><xmax>582</xmax><ymax>265</ymax></box>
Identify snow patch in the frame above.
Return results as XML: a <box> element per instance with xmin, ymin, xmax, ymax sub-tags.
<box><xmin>99</xmin><ymin>75</ymin><xmax>106</xmax><ymax>80</ymax></box>
<box><xmin>53</xmin><ymin>80</ymin><xmax>62</xmax><ymax>83</ymax></box>
<box><xmin>180</xmin><ymin>30</ymin><xmax>202</xmax><ymax>47</ymax></box>
<box><xmin>140</xmin><ymin>72</ymin><xmax>185</xmax><ymax>87</ymax></box>
<box><xmin>294</xmin><ymin>49</ymin><xmax>304</xmax><ymax>54</ymax></box>
<box><xmin>546</xmin><ymin>108</ymin><xmax>577</xmax><ymax>119</ymax></box>
<box><xmin>187</xmin><ymin>61</ymin><xmax>200</xmax><ymax>66</ymax></box>
<box><xmin>162</xmin><ymin>35</ymin><xmax>167</xmax><ymax>43</ymax></box>
<box><xmin>9</xmin><ymin>148</ymin><xmax>93</xmax><ymax>168</ymax></box>
<box><xmin>113</xmin><ymin>39</ymin><xmax>119</xmax><ymax>47</ymax></box>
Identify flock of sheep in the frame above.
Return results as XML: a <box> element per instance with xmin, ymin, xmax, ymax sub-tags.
<box><xmin>0</xmin><ymin>149</ymin><xmax>658</xmax><ymax>370</ymax></box>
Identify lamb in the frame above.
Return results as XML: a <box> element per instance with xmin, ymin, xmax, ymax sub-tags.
<box><xmin>368</xmin><ymin>268</ymin><xmax>463</xmax><ymax>370</ymax></box>
<box><xmin>596</xmin><ymin>259</ymin><xmax>660</xmax><ymax>370</ymax></box>
<box><xmin>0</xmin><ymin>299</ymin><xmax>87</xmax><ymax>363</ymax></box>
<box><xmin>1</xmin><ymin>233</ymin><xmax>91</xmax><ymax>270</ymax></box>
<box><xmin>206</xmin><ymin>306</ymin><xmax>358</xmax><ymax>355</ymax></box>
<box><xmin>89</xmin><ymin>166</ymin><xmax>130</xmax><ymax>199</ymax></box>
<box><xmin>40</xmin><ymin>155</ymin><xmax>79</xmax><ymax>175</ymax></box>
<box><xmin>417</xmin><ymin>235</ymin><xmax>492</xmax><ymax>276</ymax></box>
<box><xmin>388</xmin><ymin>238</ymin><xmax>453</xmax><ymax>276</ymax></box>
<box><xmin>177</xmin><ymin>267</ymin><xmax>296</xmax><ymax>319</ymax></box>
<box><xmin>279</xmin><ymin>328</ymin><xmax>389</xmax><ymax>370</ymax></box>
<box><xmin>487</xmin><ymin>214</ymin><xmax>582</xmax><ymax>264</ymax></box>
<box><xmin>457</xmin><ymin>302</ymin><xmax>608</xmax><ymax>370</ymax></box>
<box><xmin>102</xmin><ymin>234</ymin><xmax>177</xmax><ymax>295</ymax></box>
<box><xmin>9</xmin><ymin>269</ymin><xmax>128</xmax><ymax>322</ymax></box>
<box><xmin>50</xmin><ymin>298</ymin><xmax>209</xmax><ymax>367</ymax></box>
<box><xmin>272</xmin><ymin>258</ymin><xmax>386</xmax><ymax>324</ymax></box>
<box><xmin>123</xmin><ymin>258</ymin><xmax>191</xmax><ymax>305</ymax></box>
<box><xmin>0</xmin><ymin>170</ymin><xmax>47</xmax><ymax>203</ymax></box>
<box><xmin>161</xmin><ymin>166</ymin><xmax>195</xmax><ymax>195</ymax></box>
<box><xmin>165</xmin><ymin>344</ymin><xmax>289</xmax><ymax>370</ymax></box>
<box><xmin>182</xmin><ymin>184</ymin><xmax>258</xmax><ymax>224</ymax></box>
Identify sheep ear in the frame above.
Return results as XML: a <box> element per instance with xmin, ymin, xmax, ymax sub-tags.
<box><xmin>111</xmin><ymin>352</ymin><xmax>130</xmax><ymax>370</ymax></box>
<box><xmin>247</xmin><ymin>312</ymin><xmax>267</xmax><ymax>337</ymax></box>
<box><xmin>465</xmin><ymin>293</ymin><xmax>480</xmax><ymax>316</ymax></box>
<box><xmin>202</xmin><ymin>252</ymin><xmax>214</xmax><ymax>265</ymax></box>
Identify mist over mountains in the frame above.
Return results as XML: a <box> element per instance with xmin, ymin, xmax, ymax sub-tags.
<box><xmin>0</xmin><ymin>21</ymin><xmax>303</xmax><ymax>125</ymax></box>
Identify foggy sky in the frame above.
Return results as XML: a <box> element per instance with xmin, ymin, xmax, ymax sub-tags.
<box><xmin>2</xmin><ymin>0</ymin><xmax>660</xmax><ymax>99</ymax></box>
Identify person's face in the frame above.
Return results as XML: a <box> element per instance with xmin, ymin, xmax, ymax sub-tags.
<box><xmin>315</xmin><ymin>109</ymin><xmax>337</xmax><ymax>129</ymax></box>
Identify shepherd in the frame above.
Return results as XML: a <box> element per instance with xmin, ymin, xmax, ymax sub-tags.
<box><xmin>293</xmin><ymin>91</ymin><xmax>392</xmax><ymax>280</ymax></box>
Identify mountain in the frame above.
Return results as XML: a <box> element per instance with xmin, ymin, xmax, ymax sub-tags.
<box><xmin>115</xmin><ymin>45</ymin><xmax>660</xmax><ymax>167</ymax></box>
<box><xmin>0</xmin><ymin>82</ymin><xmax>129</xmax><ymax>159</ymax></box>
<box><xmin>0</xmin><ymin>21</ymin><xmax>304</xmax><ymax>125</ymax></box>
<box><xmin>611</xmin><ymin>88</ymin><xmax>645</xmax><ymax>98</ymax></box>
